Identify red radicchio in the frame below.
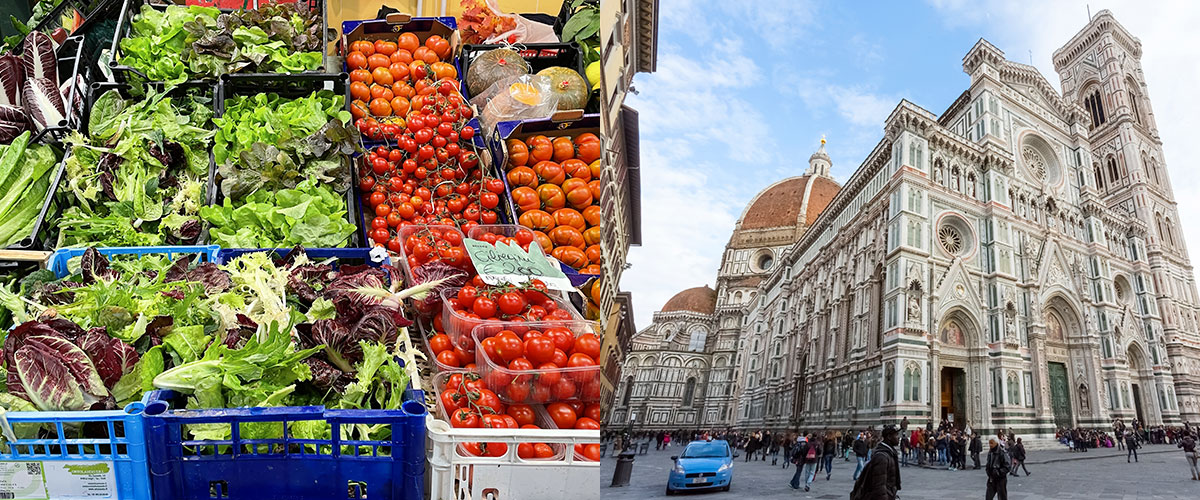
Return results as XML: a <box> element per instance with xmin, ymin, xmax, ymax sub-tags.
<box><xmin>21</xmin><ymin>77</ymin><xmax>64</xmax><ymax>131</ymax></box>
<box><xmin>409</xmin><ymin>260</ymin><xmax>469</xmax><ymax>317</ymax></box>
<box><xmin>19</xmin><ymin>31</ymin><xmax>56</xmax><ymax>83</ymax></box>
<box><xmin>2</xmin><ymin>321</ymin><xmax>64</xmax><ymax>400</ymax></box>
<box><xmin>79</xmin><ymin>328</ymin><xmax>139</xmax><ymax>389</ymax></box>
<box><xmin>322</xmin><ymin>268</ymin><xmax>389</xmax><ymax>322</ymax></box>
<box><xmin>14</xmin><ymin>335</ymin><xmax>108</xmax><ymax>411</ymax></box>
<box><xmin>0</xmin><ymin>53</ymin><xmax>22</xmax><ymax>106</ymax></box>
<box><xmin>0</xmin><ymin>104</ymin><xmax>28</xmax><ymax>143</ymax></box>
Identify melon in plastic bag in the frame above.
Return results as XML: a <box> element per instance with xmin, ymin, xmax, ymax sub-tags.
<box><xmin>467</xmin><ymin>48</ymin><xmax>531</xmax><ymax>97</ymax></box>
<box><xmin>536</xmin><ymin>66</ymin><xmax>589</xmax><ymax>110</ymax></box>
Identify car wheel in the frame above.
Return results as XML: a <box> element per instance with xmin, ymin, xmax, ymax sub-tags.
<box><xmin>722</xmin><ymin>482</ymin><xmax>731</xmax><ymax>492</ymax></box>
<box><xmin>665</xmin><ymin>486</ymin><xmax>674</xmax><ymax>496</ymax></box>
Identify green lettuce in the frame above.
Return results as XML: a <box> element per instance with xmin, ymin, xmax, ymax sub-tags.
<box><xmin>201</xmin><ymin>177</ymin><xmax>355</xmax><ymax>249</ymax></box>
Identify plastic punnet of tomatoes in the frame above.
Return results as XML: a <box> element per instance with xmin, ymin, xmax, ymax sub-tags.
<box><xmin>466</xmin><ymin>224</ymin><xmax>542</xmax><ymax>252</ymax></box>
<box><xmin>391</xmin><ymin>224</ymin><xmax>474</xmax><ymax>314</ymax></box>
<box><xmin>439</xmin><ymin>280</ymin><xmax>581</xmax><ymax>350</ymax></box>
<box><xmin>346</xmin><ymin>33</ymin><xmax>468</xmax><ymax>142</ymax></box>
<box><xmin>501</xmin><ymin>131</ymin><xmax>603</xmax><ymax>275</ymax></box>
<box><xmin>471</xmin><ymin>320</ymin><xmax>602</xmax><ymax>405</ymax></box>
<box><xmin>435</xmin><ymin>371</ymin><xmax>571</xmax><ymax>460</ymax></box>
<box><xmin>423</xmin><ymin>316</ymin><xmax>477</xmax><ymax>371</ymax></box>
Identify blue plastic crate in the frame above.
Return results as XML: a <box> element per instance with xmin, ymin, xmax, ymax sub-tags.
<box><xmin>215</xmin><ymin>247</ymin><xmax>390</xmax><ymax>268</ymax></box>
<box><xmin>141</xmin><ymin>387</ymin><xmax>427</xmax><ymax>500</ymax></box>
<box><xmin>0</xmin><ymin>403</ymin><xmax>152</xmax><ymax>500</ymax></box>
<box><xmin>47</xmin><ymin>246</ymin><xmax>221</xmax><ymax>278</ymax></box>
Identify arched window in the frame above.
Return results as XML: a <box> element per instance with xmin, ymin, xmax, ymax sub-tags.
<box><xmin>1107</xmin><ymin>156</ymin><xmax>1120</xmax><ymax>185</ymax></box>
<box><xmin>903</xmin><ymin>362</ymin><xmax>921</xmax><ymax>402</ymax></box>
<box><xmin>1127</xmin><ymin>78</ymin><xmax>1144</xmax><ymax>125</ymax></box>
<box><xmin>622</xmin><ymin>376</ymin><xmax>634</xmax><ymax>405</ymax></box>
<box><xmin>1083</xmin><ymin>88</ymin><xmax>1106</xmax><ymax>129</ymax></box>
<box><xmin>1093</xmin><ymin>164</ymin><xmax>1105</xmax><ymax>190</ymax></box>
<box><xmin>688</xmin><ymin>328</ymin><xmax>708</xmax><ymax>352</ymax></box>
<box><xmin>683</xmin><ymin>377</ymin><xmax>697</xmax><ymax>406</ymax></box>
<box><xmin>885</xmin><ymin>361</ymin><xmax>895</xmax><ymax>402</ymax></box>
<box><xmin>1166</xmin><ymin>217</ymin><xmax>1176</xmax><ymax>246</ymax></box>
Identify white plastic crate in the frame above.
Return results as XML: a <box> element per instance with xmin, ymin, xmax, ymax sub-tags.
<box><xmin>425</xmin><ymin>416</ymin><xmax>599</xmax><ymax>500</ymax></box>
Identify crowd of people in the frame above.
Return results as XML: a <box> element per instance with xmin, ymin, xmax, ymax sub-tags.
<box><xmin>602</xmin><ymin>417</ymin><xmax>1200</xmax><ymax>499</ymax></box>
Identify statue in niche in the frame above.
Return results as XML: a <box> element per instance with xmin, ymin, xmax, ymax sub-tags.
<box><xmin>967</xmin><ymin>177</ymin><xmax>976</xmax><ymax>198</ymax></box>
<box><xmin>907</xmin><ymin>292</ymin><xmax>922</xmax><ymax>322</ymax></box>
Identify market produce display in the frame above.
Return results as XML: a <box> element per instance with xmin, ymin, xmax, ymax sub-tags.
<box><xmin>504</xmin><ymin>132</ymin><xmax>602</xmax><ymax>273</ymax></box>
<box><xmin>0</xmin><ymin>132</ymin><xmax>58</xmax><ymax>248</ymax></box>
<box><xmin>471</xmin><ymin>320</ymin><xmax>602</xmax><ymax>404</ymax></box>
<box><xmin>204</xmin><ymin>89</ymin><xmax>358</xmax><ymax>248</ymax></box>
<box><xmin>345</xmin><ymin>33</ymin><xmax>460</xmax><ymax>140</ymax></box>
<box><xmin>56</xmin><ymin>86</ymin><xmax>213</xmax><ymax>247</ymax></box>
<box><xmin>118</xmin><ymin>1</ymin><xmax>325</xmax><ymax>83</ymax></box>
<box><xmin>0</xmin><ymin>248</ymin><xmax>429</xmax><ymax>434</ymax></box>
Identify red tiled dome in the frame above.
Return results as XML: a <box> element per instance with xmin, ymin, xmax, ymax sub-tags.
<box><xmin>660</xmin><ymin>286</ymin><xmax>717</xmax><ymax>315</ymax></box>
<box><xmin>739</xmin><ymin>176</ymin><xmax>840</xmax><ymax>230</ymax></box>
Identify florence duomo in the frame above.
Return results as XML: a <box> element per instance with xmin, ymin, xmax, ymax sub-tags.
<box><xmin>610</xmin><ymin>9</ymin><xmax>1200</xmax><ymax>440</ymax></box>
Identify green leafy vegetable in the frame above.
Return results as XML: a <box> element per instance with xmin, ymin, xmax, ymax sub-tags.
<box><xmin>0</xmin><ymin>132</ymin><xmax>61</xmax><ymax>248</ymax></box>
<box><xmin>201</xmin><ymin>178</ymin><xmax>354</xmax><ymax>248</ymax></box>
<box><xmin>118</xmin><ymin>2</ymin><xmax>325</xmax><ymax>84</ymax></box>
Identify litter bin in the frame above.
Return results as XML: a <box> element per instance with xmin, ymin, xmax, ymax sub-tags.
<box><xmin>611</xmin><ymin>451</ymin><xmax>636</xmax><ymax>487</ymax></box>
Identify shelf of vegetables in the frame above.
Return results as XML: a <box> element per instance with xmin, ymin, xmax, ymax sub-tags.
<box><xmin>0</xmin><ymin>2</ymin><xmax>604</xmax><ymax>498</ymax></box>
<box><xmin>108</xmin><ymin>0</ymin><xmax>329</xmax><ymax>85</ymax></box>
<box><xmin>203</xmin><ymin>73</ymin><xmax>361</xmax><ymax>249</ymax></box>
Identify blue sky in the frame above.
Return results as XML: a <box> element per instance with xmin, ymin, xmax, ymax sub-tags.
<box><xmin>623</xmin><ymin>0</ymin><xmax>1200</xmax><ymax>328</ymax></box>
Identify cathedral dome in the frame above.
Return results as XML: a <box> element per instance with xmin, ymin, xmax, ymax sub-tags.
<box><xmin>738</xmin><ymin>175</ymin><xmax>840</xmax><ymax>230</ymax></box>
<box><xmin>660</xmin><ymin>286</ymin><xmax>718</xmax><ymax>315</ymax></box>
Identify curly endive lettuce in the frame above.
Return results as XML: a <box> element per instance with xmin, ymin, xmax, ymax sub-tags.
<box><xmin>118</xmin><ymin>2</ymin><xmax>324</xmax><ymax>84</ymax></box>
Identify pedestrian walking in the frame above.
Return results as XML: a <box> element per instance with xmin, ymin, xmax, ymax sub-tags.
<box><xmin>1127</xmin><ymin>430</ymin><xmax>1140</xmax><ymax>463</ymax></box>
<box><xmin>850</xmin><ymin>425</ymin><xmax>901</xmax><ymax>500</ymax></box>
<box><xmin>970</xmin><ymin>432</ymin><xmax>983</xmax><ymax>469</ymax></box>
<box><xmin>985</xmin><ymin>439</ymin><xmax>1011</xmax><ymax>500</ymax></box>
<box><xmin>788</xmin><ymin>435</ymin><xmax>811</xmax><ymax>490</ymax></box>
<box><xmin>1179</xmin><ymin>432</ymin><xmax>1198</xmax><ymax>480</ymax></box>
<box><xmin>852</xmin><ymin>432</ymin><xmax>870</xmax><ymax>480</ymax></box>
<box><xmin>1009</xmin><ymin>438</ymin><xmax>1030</xmax><ymax>476</ymax></box>
<box><xmin>899</xmin><ymin>433</ymin><xmax>910</xmax><ymax>467</ymax></box>
<box><xmin>790</xmin><ymin>433</ymin><xmax>820</xmax><ymax>492</ymax></box>
<box><xmin>822</xmin><ymin>432</ymin><xmax>836</xmax><ymax>480</ymax></box>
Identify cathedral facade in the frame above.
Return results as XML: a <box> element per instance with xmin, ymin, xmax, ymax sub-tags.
<box><xmin>609</xmin><ymin>11</ymin><xmax>1200</xmax><ymax>436</ymax></box>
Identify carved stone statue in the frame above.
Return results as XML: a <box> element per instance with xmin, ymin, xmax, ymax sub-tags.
<box><xmin>1025</xmin><ymin>239</ymin><xmax>1041</xmax><ymax>276</ymax></box>
<box><xmin>934</xmin><ymin>165</ymin><xmax>944</xmax><ymax>185</ymax></box>
<box><xmin>907</xmin><ymin>293</ymin><xmax>921</xmax><ymax>322</ymax></box>
<box><xmin>967</xmin><ymin>178</ymin><xmax>976</xmax><ymax>198</ymax></box>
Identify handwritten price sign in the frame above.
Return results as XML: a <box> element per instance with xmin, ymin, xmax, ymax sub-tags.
<box><xmin>462</xmin><ymin>238</ymin><xmax>573</xmax><ymax>291</ymax></box>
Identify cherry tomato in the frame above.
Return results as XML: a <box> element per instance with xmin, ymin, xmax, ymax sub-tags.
<box><xmin>547</xmin><ymin>403</ymin><xmax>578</xmax><ymax>429</ymax></box>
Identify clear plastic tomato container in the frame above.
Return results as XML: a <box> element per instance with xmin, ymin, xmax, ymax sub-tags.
<box><xmin>432</xmin><ymin>370</ymin><xmax>570</xmax><ymax>461</ymax></box>
<box><xmin>467</xmin><ymin>223</ymin><xmax>537</xmax><ymax>243</ymax></box>
<box><xmin>439</xmin><ymin>287</ymin><xmax>584</xmax><ymax>350</ymax></box>
<box><xmin>470</xmin><ymin>320</ymin><xmax>602</xmax><ymax>405</ymax></box>
<box><xmin>396</xmin><ymin>224</ymin><xmax>473</xmax><ymax>317</ymax></box>
<box><xmin>420</xmin><ymin>318</ymin><xmax>474</xmax><ymax>372</ymax></box>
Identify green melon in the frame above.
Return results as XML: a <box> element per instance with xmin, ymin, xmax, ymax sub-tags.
<box><xmin>467</xmin><ymin>48</ymin><xmax>531</xmax><ymax>97</ymax></box>
<box><xmin>536</xmin><ymin>66</ymin><xmax>589</xmax><ymax>110</ymax></box>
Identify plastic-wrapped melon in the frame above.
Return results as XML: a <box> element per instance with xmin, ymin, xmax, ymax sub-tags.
<box><xmin>467</xmin><ymin>48</ymin><xmax>531</xmax><ymax>96</ymax></box>
<box><xmin>536</xmin><ymin>66</ymin><xmax>589</xmax><ymax>110</ymax></box>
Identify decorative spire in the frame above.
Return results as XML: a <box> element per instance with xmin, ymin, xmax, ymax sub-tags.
<box><xmin>807</xmin><ymin>137</ymin><xmax>832</xmax><ymax>178</ymax></box>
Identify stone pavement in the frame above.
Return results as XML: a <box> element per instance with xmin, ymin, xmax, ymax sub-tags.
<box><xmin>600</xmin><ymin>443</ymin><xmax>1200</xmax><ymax>499</ymax></box>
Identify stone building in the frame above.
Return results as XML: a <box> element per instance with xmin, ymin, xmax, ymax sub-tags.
<box><xmin>610</xmin><ymin>11</ymin><xmax>1200</xmax><ymax>436</ymax></box>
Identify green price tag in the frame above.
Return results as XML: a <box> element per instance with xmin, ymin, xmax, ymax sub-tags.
<box><xmin>462</xmin><ymin>238</ymin><xmax>573</xmax><ymax>291</ymax></box>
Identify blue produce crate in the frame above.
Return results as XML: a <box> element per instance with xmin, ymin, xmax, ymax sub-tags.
<box><xmin>215</xmin><ymin>247</ymin><xmax>391</xmax><ymax>268</ymax></box>
<box><xmin>47</xmin><ymin>245</ymin><xmax>221</xmax><ymax>278</ymax></box>
<box><xmin>140</xmin><ymin>388</ymin><xmax>428</xmax><ymax>500</ymax></box>
<box><xmin>0</xmin><ymin>402</ymin><xmax>152</xmax><ymax>500</ymax></box>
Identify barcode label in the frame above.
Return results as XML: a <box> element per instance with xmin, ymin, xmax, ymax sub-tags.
<box><xmin>23</xmin><ymin>464</ymin><xmax>38</xmax><ymax>476</ymax></box>
<box><xmin>0</xmin><ymin>491</ymin><xmax>15</xmax><ymax>498</ymax></box>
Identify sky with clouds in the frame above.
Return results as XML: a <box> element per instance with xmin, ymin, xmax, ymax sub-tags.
<box><xmin>622</xmin><ymin>0</ymin><xmax>1200</xmax><ymax>329</ymax></box>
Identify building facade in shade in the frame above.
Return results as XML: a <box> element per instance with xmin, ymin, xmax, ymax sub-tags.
<box><xmin>610</xmin><ymin>11</ymin><xmax>1200</xmax><ymax>435</ymax></box>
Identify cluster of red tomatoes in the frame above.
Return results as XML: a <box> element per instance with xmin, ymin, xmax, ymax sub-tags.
<box><xmin>397</xmin><ymin>226</ymin><xmax>472</xmax><ymax>272</ymax></box>
<box><xmin>346</xmin><ymin>34</ymin><xmax>460</xmax><ymax>140</ymax></box>
<box><xmin>475</xmin><ymin>324</ymin><xmax>602</xmax><ymax>404</ymax></box>
<box><xmin>440</xmin><ymin>372</ymin><xmax>600</xmax><ymax>460</ymax></box>
<box><xmin>505</xmin><ymin>133</ymin><xmax>604</xmax><ymax>274</ymax></box>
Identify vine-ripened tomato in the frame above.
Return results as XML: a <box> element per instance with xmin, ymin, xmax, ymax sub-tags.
<box><xmin>456</xmin><ymin>285</ymin><xmax>478</xmax><ymax>308</ymax></box>
<box><xmin>370</xmin><ymin>228</ymin><xmax>390</xmax><ymax>244</ymax></box>
<box><xmin>547</xmin><ymin>403</ymin><xmax>578</xmax><ymax>429</ymax></box>
<box><xmin>552</xmin><ymin>377</ymin><xmax>577</xmax><ymax>399</ymax></box>
<box><xmin>450</xmin><ymin>408</ymin><xmax>479</xmax><ymax>428</ymax></box>
<box><xmin>572</xmin><ymin>334</ymin><xmax>602</xmax><ymax>360</ymax></box>
<box><xmin>440</xmin><ymin>389</ymin><xmax>463</xmax><ymax>410</ymax></box>
<box><xmin>494</xmin><ymin>332</ymin><xmax>525</xmax><ymax>363</ymax></box>
<box><xmin>472</xmin><ymin>296</ymin><xmax>497</xmax><ymax>318</ymax></box>
<box><xmin>375</xmin><ymin>203</ymin><xmax>392</xmax><ymax>217</ymax></box>
<box><xmin>359</xmin><ymin>176</ymin><xmax>376</xmax><ymax>192</ymax></box>
<box><xmin>506</xmin><ymin>404</ymin><xmax>536</xmax><ymax>427</ymax></box>
<box><xmin>460</xmin><ymin>125</ymin><xmax>475</xmax><ymax>141</ymax></box>
<box><xmin>497</xmin><ymin>292</ymin><xmax>527</xmax><ymax>316</ymax></box>
<box><xmin>371</xmin><ymin>216</ymin><xmax>389</xmax><ymax>230</ymax></box>
<box><xmin>524</xmin><ymin>336</ymin><xmax>555</xmax><ymax>365</ymax></box>
<box><xmin>474</xmin><ymin>389</ymin><xmax>503</xmax><ymax>415</ymax></box>
<box><xmin>576</xmin><ymin>444</ymin><xmax>602</xmax><ymax>461</ymax></box>
<box><xmin>368</xmin><ymin>191</ymin><xmax>387</xmax><ymax>207</ymax></box>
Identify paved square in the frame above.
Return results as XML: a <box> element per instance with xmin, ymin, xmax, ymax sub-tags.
<box><xmin>600</xmin><ymin>443</ymin><xmax>1200</xmax><ymax>499</ymax></box>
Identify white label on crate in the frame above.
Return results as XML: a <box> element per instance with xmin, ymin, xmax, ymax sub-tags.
<box><xmin>44</xmin><ymin>461</ymin><xmax>117</xmax><ymax>499</ymax></box>
<box><xmin>0</xmin><ymin>461</ymin><xmax>48</xmax><ymax>500</ymax></box>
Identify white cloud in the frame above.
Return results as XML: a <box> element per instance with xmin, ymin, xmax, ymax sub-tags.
<box><xmin>926</xmin><ymin>0</ymin><xmax>1200</xmax><ymax>284</ymax></box>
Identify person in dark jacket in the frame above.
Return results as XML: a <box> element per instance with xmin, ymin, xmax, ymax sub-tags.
<box><xmin>1009</xmin><ymin>437</ymin><xmax>1030</xmax><ymax>476</ymax></box>
<box><xmin>1127</xmin><ymin>429</ymin><xmax>1140</xmax><ymax>462</ymax></box>
<box><xmin>969</xmin><ymin>432</ymin><xmax>983</xmax><ymax>469</ymax></box>
<box><xmin>822</xmin><ymin>433</ymin><xmax>837</xmax><ymax>480</ymax></box>
<box><xmin>1179</xmin><ymin>432</ymin><xmax>1198</xmax><ymax>480</ymax></box>
<box><xmin>852</xmin><ymin>433</ymin><xmax>870</xmax><ymax>480</ymax></box>
<box><xmin>850</xmin><ymin>425</ymin><xmax>901</xmax><ymax>500</ymax></box>
<box><xmin>789</xmin><ymin>436</ymin><xmax>811</xmax><ymax>490</ymax></box>
<box><xmin>986</xmin><ymin>439</ymin><xmax>1011</xmax><ymax>500</ymax></box>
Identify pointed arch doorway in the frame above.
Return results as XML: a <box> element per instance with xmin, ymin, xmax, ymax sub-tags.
<box><xmin>1127</xmin><ymin>344</ymin><xmax>1151</xmax><ymax>424</ymax></box>
<box><xmin>937</xmin><ymin>313</ymin><xmax>977</xmax><ymax>430</ymax></box>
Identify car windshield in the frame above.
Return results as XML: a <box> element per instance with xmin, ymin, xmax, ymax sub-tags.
<box><xmin>681</xmin><ymin>442</ymin><xmax>729</xmax><ymax>458</ymax></box>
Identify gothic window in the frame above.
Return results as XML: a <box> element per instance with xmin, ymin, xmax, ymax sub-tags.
<box><xmin>903</xmin><ymin>362</ymin><xmax>921</xmax><ymax>402</ymax></box>
<box><xmin>1107</xmin><ymin>156</ymin><xmax>1120</xmax><ymax>185</ymax></box>
<box><xmin>885</xmin><ymin>362</ymin><xmax>895</xmax><ymax>402</ymax></box>
<box><xmin>1127</xmin><ymin>78</ymin><xmax>1144</xmax><ymax>125</ymax></box>
<box><xmin>1022</xmin><ymin>145</ymin><xmax>1047</xmax><ymax>181</ymax></box>
<box><xmin>938</xmin><ymin>224</ymin><xmax>963</xmax><ymax>255</ymax></box>
<box><xmin>1083</xmin><ymin>88</ymin><xmax>1106</xmax><ymax>129</ymax></box>
<box><xmin>622</xmin><ymin>377</ymin><xmax>634</xmax><ymax>405</ymax></box>
<box><xmin>688</xmin><ymin>327</ymin><xmax>708</xmax><ymax>352</ymax></box>
<box><xmin>1165</xmin><ymin>217</ymin><xmax>1176</xmax><ymax>246</ymax></box>
<box><xmin>683</xmin><ymin>377</ymin><xmax>697</xmax><ymax>406</ymax></box>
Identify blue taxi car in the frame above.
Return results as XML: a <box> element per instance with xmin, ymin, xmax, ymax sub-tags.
<box><xmin>666</xmin><ymin>439</ymin><xmax>736</xmax><ymax>495</ymax></box>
